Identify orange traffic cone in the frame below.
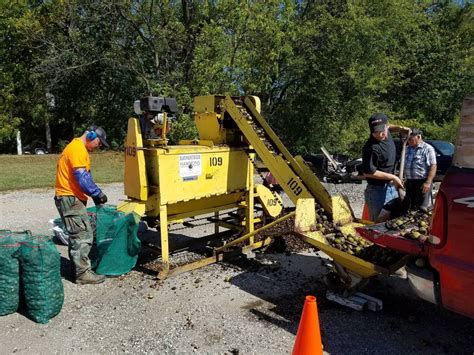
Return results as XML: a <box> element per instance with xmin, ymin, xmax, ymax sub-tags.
<box><xmin>362</xmin><ymin>202</ymin><xmax>371</xmax><ymax>221</ymax></box>
<box><xmin>292</xmin><ymin>295</ymin><xmax>323</xmax><ymax>355</ymax></box>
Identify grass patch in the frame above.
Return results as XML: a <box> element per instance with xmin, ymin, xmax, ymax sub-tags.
<box><xmin>0</xmin><ymin>151</ymin><xmax>124</xmax><ymax>192</ymax></box>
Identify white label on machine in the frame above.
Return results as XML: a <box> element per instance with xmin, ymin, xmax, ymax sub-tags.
<box><xmin>179</xmin><ymin>154</ymin><xmax>202</xmax><ymax>179</ymax></box>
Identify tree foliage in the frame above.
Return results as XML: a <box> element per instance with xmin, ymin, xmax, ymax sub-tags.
<box><xmin>0</xmin><ymin>0</ymin><xmax>471</xmax><ymax>156</ymax></box>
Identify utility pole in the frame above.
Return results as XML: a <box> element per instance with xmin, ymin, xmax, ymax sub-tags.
<box><xmin>17</xmin><ymin>130</ymin><xmax>22</xmax><ymax>155</ymax></box>
<box><xmin>46</xmin><ymin>91</ymin><xmax>55</xmax><ymax>152</ymax></box>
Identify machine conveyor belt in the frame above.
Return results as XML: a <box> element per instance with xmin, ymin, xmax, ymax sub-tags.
<box><xmin>224</xmin><ymin>96</ymin><xmax>334</xmax><ymax>214</ymax></box>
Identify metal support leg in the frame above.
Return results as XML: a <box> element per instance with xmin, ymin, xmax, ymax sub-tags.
<box><xmin>246</xmin><ymin>158</ymin><xmax>255</xmax><ymax>245</ymax></box>
<box><xmin>158</xmin><ymin>204</ymin><xmax>169</xmax><ymax>278</ymax></box>
<box><xmin>214</xmin><ymin>211</ymin><xmax>219</xmax><ymax>235</ymax></box>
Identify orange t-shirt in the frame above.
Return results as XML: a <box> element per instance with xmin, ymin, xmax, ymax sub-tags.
<box><xmin>55</xmin><ymin>138</ymin><xmax>90</xmax><ymax>201</ymax></box>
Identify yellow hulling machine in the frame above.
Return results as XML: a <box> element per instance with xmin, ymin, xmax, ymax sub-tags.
<box><xmin>118</xmin><ymin>95</ymin><xmax>407</xmax><ymax>286</ymax></box>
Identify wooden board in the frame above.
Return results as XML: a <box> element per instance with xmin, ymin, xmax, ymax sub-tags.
<box><xmin>453</xmin><ymin>96</ymin><xmax>474</xmax><ymax>169</ymax></box>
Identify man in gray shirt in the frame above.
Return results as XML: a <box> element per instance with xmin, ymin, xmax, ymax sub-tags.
<box><xmin>405</xmin><ymin>128</ymin><xmax>437</xmax><ymax>210</ymax></box>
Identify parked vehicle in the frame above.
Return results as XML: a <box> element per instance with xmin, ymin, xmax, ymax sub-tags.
<box><xmin>357</xmin><ymin>97</ymin><xmax>474</xmax><ymax>319</ymax></box>
<box><xmin>22</xmin><ymin>141</ymin><xmax>48</xmax><ymax>155</ymax></box>
<box><xmin>394</xmin><ymin>138</ymin><xmax>454</xmax><ymax>181</ymax></box>
<box><xmin>303</xmin><ymin>151</ymin><xmax>363</xmax><ymax>184</ymax></box>
<box><xmin>425</xmin><ymin>140</ymin><xmax>455</xmax><ymax>177</ymax></box>
<box><xmin>323</xmin><ymin>137</ymin><xmax>456</xmax><ymax>183</ymax></box>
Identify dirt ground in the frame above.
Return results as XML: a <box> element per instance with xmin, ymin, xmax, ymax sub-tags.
<box><xmin>0</xmin><ymin>183</ymin><xmax>473</xmax><ymax>354</ymax></box>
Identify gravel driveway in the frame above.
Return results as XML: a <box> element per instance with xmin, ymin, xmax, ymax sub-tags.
<box><xmin>0</xmin><ymin>182</ymin><xmax>473</xmax><ymax>354</ymax></box>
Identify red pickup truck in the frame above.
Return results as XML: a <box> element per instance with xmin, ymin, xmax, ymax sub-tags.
<box><xmin>357</xmin><ymin>97</ymin><xmax>474</xmax><ymax>319</ymax></box>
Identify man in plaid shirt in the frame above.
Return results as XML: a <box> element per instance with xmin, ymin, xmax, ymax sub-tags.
<box><xmin>405</xmin><ymin>128</ymin><xmax>437</xmax><ymax>210</ymax></box>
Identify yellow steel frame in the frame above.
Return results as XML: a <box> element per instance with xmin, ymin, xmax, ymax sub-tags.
<box><xmin>152</xmin><ymin>154</ymin><xmax>257</xmax><ymax>278</ymax></box>
<box><xmin>223</xmin><ymin>95</ymin><xmax>354</xmax><ymax>225</ymax></box>
<box><xmin>293</xmin><ymin>198</ymin><xmax>399</xmax><ymax>280</ymax></box>
<box><xmin>219</xmin><ymin>96</ymin><xmax>389</xmax><ymax>282</ymax></box>
<box><xmin>255</xmin><ymin>184</ymin><xmax>283</xmax><ymax>217</ymax></box>
<box><xmin>214</xmin><ymin>211</ymin><xmax>296</xmax><ymax>254</ymax></box>
<box><xmin>119</xmin><ymin>94</ymin><xmax>369</xmax><ymax>280</ymax></box>
<box><xmin>123</xmin><ymin>118</ymin><xmax>148</xmax><ymax>201</ymax></box>
<box><xmin>164</xmin><ymin>237</ymin><xmax>273</xmax><ymax>278</ymax></box>
<box><xmin>242</xmin><ymin>97</ymin><xmax>333</xmax><ymax>212</ymax></box>
<box><xmin>120</xmin><ymin>113</ymin><xmax>268</xmax><ymax>278</ymax></box>
<box><xmin>223</xmin><ymin>97</ymin><xmax>313</xmax><ymax>202</ymax></box>
<box><xmin>119</xmin><ymin>114</ymin><xmax>281</xmax><ymax>278</ymax></box>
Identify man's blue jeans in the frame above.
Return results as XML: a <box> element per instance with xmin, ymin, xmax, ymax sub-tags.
<box><xmin>364</xmin><ymin>183</ymin><xmax>398</xmax><ymax>221</ymax></box>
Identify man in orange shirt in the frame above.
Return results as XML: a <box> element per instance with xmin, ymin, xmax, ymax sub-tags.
<box><xmin>54</xmin><ymin>126</ymin><xmax>109</xmax><ymax>284</ymax></box>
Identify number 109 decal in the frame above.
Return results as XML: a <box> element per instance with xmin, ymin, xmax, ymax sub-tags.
<box><xmin>209</xmin><ymin>156</ymin><xmax>223</xmax><ymax>166</ymax></box>
<box><xmin>287</xmin><ymin>177</ymin><xmax>303</xmax><ymax>196</ymax></box>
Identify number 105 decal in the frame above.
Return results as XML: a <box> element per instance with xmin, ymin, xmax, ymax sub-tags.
<box><xmin>267</xmin><ymin>198</ymin><xmax>279</xmax><ymax>206</ymax></box>
<box><xmin>287</xmin><ymin>177</ymin><xmax>303</xmax><ymax>196</ymax></box>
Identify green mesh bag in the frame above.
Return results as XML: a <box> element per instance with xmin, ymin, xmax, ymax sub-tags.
<box><xmin>16</xmin><ymin>236</ymin><xmax>64</xmax><ymax>324</ymax></box>
<box><xmin>0</xmin><ymin>231</ymin><xmax>29</xmax><ymax>316</ymax></box>
<box><xmin>88</xmin><ymin>206</ymin><xmax>141</xmax><ymax>276</ymax></box>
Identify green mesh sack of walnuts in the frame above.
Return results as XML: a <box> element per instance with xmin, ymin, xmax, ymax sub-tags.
<box><xmin>15</xmin><ymin>236</ymin><xmax>64</xmax><ymax>324</ymax></box>
<box><xmin>0</xmin><ymin>230</ymin><xmax>30</xmax><ymax>316</ymax></box>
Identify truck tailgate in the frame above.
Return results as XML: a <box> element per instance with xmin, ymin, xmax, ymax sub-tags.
<box><xmin>355</xmin><ymin>222</ymin><xmax>439</xmax><ymax>256</ymax></box>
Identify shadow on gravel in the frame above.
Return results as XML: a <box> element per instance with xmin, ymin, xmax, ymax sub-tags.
<box><xmin>229</xmin><ymin>252</ymin><xmax>328</xmax><ymax>336</ymax></box>
<box><xmin>92</xmin><ymin>222</ymin><xmax>474</xmax><ymax>354</ymax></box>
<box><xmin>134</xmin><ymin>228</ymin><xmax>238</xmax><ymax>276</ymax></box>
<box><xmin>228</xmin><ymin>251</ymin><xmax>474</xmax><ymax>355</ymax></box>
<box><xmin>59</xmin><ymin>256</ymin><xmax>74</xmax><ymax>282</ymax></box>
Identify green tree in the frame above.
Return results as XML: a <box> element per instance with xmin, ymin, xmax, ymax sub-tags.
<box><xmin>269</xmin><ymin>0</ymin><xmax>472</xmax><ymax>156</ymax></box>
<box><xmin>0</xmin><ymin>0</ymin><xmax>471</xmax><ymax>156</ymax></box>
